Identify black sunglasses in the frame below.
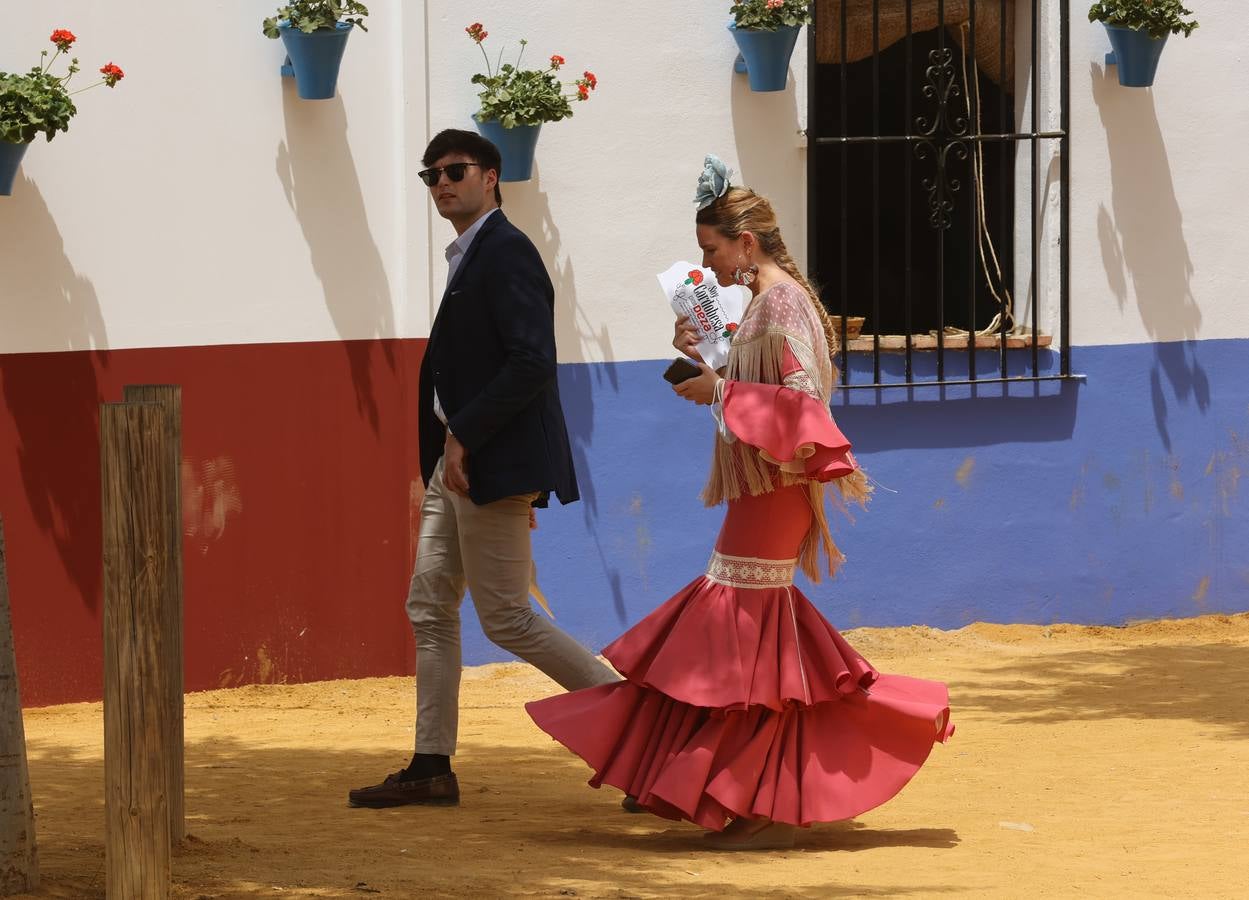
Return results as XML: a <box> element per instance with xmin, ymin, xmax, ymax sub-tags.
<box><xmin>417</xmin><ymin>162</ymin><xmax>482</xmax><ymax>187</ymax></box>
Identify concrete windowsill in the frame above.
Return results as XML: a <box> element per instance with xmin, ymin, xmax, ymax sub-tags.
<box><xmin>843</xmin><ymin>333</ymin><xmax>1054</xmax><ymax>353</ymax></box>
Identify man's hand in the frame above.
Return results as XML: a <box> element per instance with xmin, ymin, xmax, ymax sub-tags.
<box><xmin>672</xmin><ymin>315</ymin><xmax>705</xmax><ymax>363</ymax></box>
<box><xmin>443</xmin><ymin>432</ymin><xmax>471</xmax><ymax>496</ymax></box>
<box><xmin>674</xmin><ymin>362</ymin><xmax>721</xmax><ymax>406</ymax></box>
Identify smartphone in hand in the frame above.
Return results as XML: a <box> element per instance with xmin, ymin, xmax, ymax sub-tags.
<box><xmin>662</xmin><ymin>357</ymin><xmax>703</xmax><ymax>385</ymax></box>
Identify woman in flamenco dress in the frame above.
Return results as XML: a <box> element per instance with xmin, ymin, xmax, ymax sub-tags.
<box><xmin>527</xmin><ymin>157</ymin><xmax>954</xmax><ymax>850</ymax></box>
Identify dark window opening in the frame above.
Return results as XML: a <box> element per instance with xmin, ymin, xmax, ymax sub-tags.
<box><xmin>807</xmin><ymin>0</ymin><xmax>1074</xmax><ymax>387</ymax></box>
<box><xmin>812</xmin><ymin>26</ymin><xmax>1014</xmax><ymax>337</ymax></box>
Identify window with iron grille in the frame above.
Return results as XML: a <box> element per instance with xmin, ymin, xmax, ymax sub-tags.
<box><xmin>807</xmin><ymin>0</ymin><xmax>1074</xmax><ymax>387</ymax></box>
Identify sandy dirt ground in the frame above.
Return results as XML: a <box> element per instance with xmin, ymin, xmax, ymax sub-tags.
<box><xmin>11</xmin><ymin>613</ymin><xmax>1249</xmax><ymax>899</ymax></box>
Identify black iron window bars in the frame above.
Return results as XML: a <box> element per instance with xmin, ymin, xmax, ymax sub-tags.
<box><xmin>807</xmin><ymin>0</ymin><xmax>1075</xmax><ymax>388</ymax></box>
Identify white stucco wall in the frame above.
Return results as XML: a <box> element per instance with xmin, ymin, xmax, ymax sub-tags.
<box><xmin>2</xmin><ymin>1</ymin><xmax>1245</xmax><ymax>360</ymax></box>
<box><xmin>0</xmin><ymin>0</ymin><xmax>427</xmax><ymax>355</ymax></box>
<box><xmin>0</xmin><ymin>1</ymin><xmax>809</xmax><ymax>363</ymax></box>
<box><xmin>422</xmin><ymin>0</ymin><xmax>810</xmax><ymax>366</ymax></box>
<box><xmin>1069</xmin><ymin>0</ymin><xmax>1249</xmax><ymax>346</ymax></box>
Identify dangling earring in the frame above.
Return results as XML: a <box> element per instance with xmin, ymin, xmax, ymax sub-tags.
<box><xmin>733</xmin><ymin>262</ymin><xmax>758</xmax><ymax>286</ymax></box>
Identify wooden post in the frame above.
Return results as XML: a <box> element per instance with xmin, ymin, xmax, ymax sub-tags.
<box><xmin>123</xmin><ymin>386</ymin><xmax>184</xmax><ymax>844</ymax></box>
<box><xmin>0</xmin><ymin>517</ymin><xmax>39</xmax><ymax>895</ymax></box>
<box><xmin>101</xmin><ymin>402</ymin><xmax>171</xmax><ymax>900</ymax></box>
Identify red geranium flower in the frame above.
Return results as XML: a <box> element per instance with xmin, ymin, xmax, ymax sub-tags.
<box><xmin>100</xmin><ymin>62</ymin><xmax>125</xmax><ymax>87</ymax></box>
<box><xmin>466</xmin><ymin>25</ymin><xmax>596</xmax><ymax>126</ymax></box>
<box><xmin>50</xmin><ymin>29</ymin><xmax>77</xmax><ymax>51</ymax></box>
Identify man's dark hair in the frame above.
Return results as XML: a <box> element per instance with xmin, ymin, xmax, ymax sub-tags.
<box><xmin>422</xmin><ymin>129</ymin><xmax>503</xmax><ymax>206</ymax></box>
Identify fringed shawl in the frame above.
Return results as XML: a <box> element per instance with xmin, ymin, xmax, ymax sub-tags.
<box><xmin>701</xmin><ymin>282</ymin><xmax>871</xmax><ymax>580</ymax></box>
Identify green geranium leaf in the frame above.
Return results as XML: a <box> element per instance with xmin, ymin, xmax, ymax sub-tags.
<box><xmin>730</xmin><ymin>0</ymin><xmax>812</xmax><ymax>31</ymax></box>
<box><xmin>1087</xmin><ymin>0</ymin><xmax>1198</xmax><ymax>39</ymax></box>
<box><xmin>265</xmin><ymin>0</ymin><xmax>371</xmax><ymax>38</ymax></box>
<box><xmin>467</xmin><ymin>28</ymin><xmax>593</xmax><ymax>127</ymax></box>
<box><xmin>0</xmin><ymin>65</ymin><xmax>80</xmax><ymax>144</ymax></box>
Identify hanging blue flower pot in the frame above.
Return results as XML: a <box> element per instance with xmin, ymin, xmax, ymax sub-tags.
<box><xmin>728</xmin><ymin>23</ymin><xmax>802</xmax><ymax>93</ymax></box>
<box><xmin>279</xmin><ymin>21</ymin><xmax>353</xmax><ymax>100</ymax></box>
<box><xmin>473</xmin><ymin>116</ymin><xmax>542</xmax><ymax>182</ymax></box>
<box><xmin>0</xmin><ymin>140</ymin><xmax>31</xmax><ymax>196</ymax></box>
<box><xmin>1103</xmin><ymin>24</ymin><xmax>1169</xmax><ymax>87</ymax></box>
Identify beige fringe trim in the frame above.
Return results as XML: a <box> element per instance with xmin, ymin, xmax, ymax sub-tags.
<box><xmin>701</xmin><ymin>330</ymin><xmax>873</xmax><ymax>583</ymax></box>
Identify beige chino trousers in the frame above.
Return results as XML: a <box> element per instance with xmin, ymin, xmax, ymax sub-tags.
<box><xmin>406</xmin><ymin>457</ymin><xmax>617</xmax><ymax>755</ymax></box>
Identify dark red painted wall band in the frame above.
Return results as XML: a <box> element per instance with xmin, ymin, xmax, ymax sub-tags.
<box><xmin>0</xmin><ymin>338</ymin><xmax>427</xmax><ymax>707</ymax></box>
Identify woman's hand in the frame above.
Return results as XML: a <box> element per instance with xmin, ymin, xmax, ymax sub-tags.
<box><xmin>672</xmin><ymin>315</ymin><xmax>705</xmax><ymax>363</ymax></box>
<box><xmin>674</xmin><ymin>363</ymin><xmax>722</xmax><ymax>406</ymax></box>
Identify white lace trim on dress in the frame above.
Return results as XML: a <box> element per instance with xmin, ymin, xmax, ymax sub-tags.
<box><xmin>704</xmin><ymin>551</ymin><xmax>798</xmax><ymax>589</ymax></box>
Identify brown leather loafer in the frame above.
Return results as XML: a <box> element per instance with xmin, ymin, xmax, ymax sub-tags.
<box><xmin>348</xmin><ymin>771</ymin><xmax>459</xmax><ymax>808</ymax></box>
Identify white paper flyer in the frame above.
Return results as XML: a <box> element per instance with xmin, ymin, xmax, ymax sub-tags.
<box><xmin>656</xmin><ymin>262</ymin><xmax>747</xmax><ymax>371</ymax></box>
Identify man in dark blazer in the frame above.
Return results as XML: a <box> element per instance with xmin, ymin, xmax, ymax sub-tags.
<box><xmin>349</xmin><ymin>129</ymin><xmax>617</xmax><ymax>808</ymax></box>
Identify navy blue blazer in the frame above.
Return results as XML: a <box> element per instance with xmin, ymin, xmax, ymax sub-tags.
<box><xmin>418</xmin><ymin>210</ymin><xmax>579</xmax><ymax>508</ymax></box>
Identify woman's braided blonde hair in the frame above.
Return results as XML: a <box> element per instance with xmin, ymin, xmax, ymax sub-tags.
<box><xmin>695</xmin><ymin>187</ymin><xmax>840</xmax><ymax>381</ymax></box>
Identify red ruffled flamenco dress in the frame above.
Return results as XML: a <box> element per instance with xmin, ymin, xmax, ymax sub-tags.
<box><xmin>527</xmin><ymin>299</ymin><xmax>953</xmax><ymax>831</ymax></box>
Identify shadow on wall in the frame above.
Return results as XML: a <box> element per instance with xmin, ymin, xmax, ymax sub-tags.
<box><xmin>1091</xmin><ymin>63</ymin><xmax>1208</xmax><ymax>452</ymax></box>
<box><xmin>503</xmin><ymin>163</ymin><xmax>626</xmax><ymax>621</ymax></box>
<box><xmin>276</xmin><ymin>82</ymin><xmax>395</xmax><ymax>434</ymax></box>
<box><xmin>1149</xmin><ymin>340</ymin><xmax>1210</xmax><ymax>453</ymax></box>
<box><xmin>0</xmin><ymin>175</ymin><xmax>107</xmax><ymax>610</ymax></box>
<box><xmin>835</xmin><ymin>380</ymin><xmax>1081</xmax><ymax>452</ymax></box>
<box><xmin>729</xmin><ymin>68</ymin><xmax>804</xmax><ymax>244</ymax></box>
